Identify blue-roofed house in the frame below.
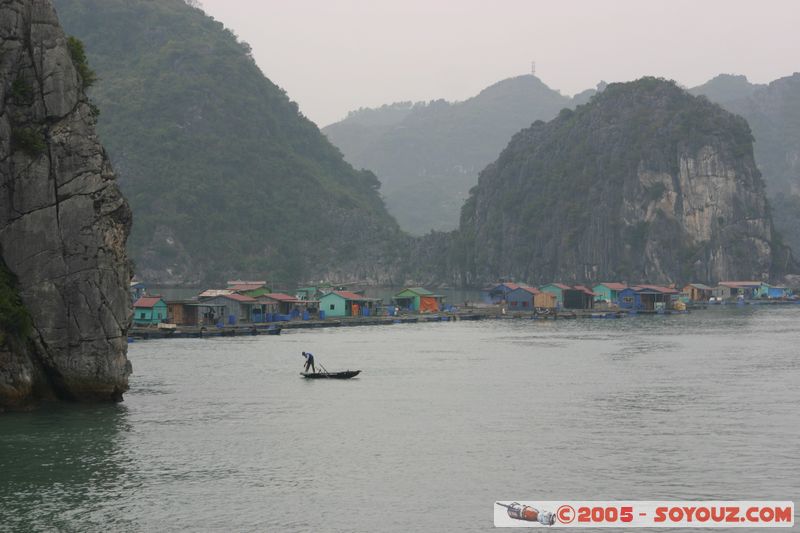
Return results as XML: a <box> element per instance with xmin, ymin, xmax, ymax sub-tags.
<box><xmin>482</xmin><ymin>282</ymin><xmax>522</xmax><ymax>304</ymax></box>
<box><xmin>618</xmin><ymin>285</ymin><xmax>679</xmax><ymax>312</ymax></box>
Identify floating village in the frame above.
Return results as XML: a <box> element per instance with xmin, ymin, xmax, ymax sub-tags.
<box><xmin>128</xmin><ymin>279</ymin><xmax>799</xmax><ymax>340</ymax></box>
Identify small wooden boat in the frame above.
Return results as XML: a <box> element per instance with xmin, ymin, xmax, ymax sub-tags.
<box><xmin>266</xmin><ymin>326</ymin><xmax>282</xmax><ymax>335</ymax></box>
<box><xmin>301</xmin><ymin>370</ymin><xmax>361</xmax><ymax>379</ymax></box>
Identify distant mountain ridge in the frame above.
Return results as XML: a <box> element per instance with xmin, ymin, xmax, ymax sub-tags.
<box><xmin>53</xmin><ymin>0</ymin><xmax>404</xmax><ymax>285</ymax></box>
<box><xmin>691</xmin><ymin>73</ymin><xmax>800</xmax><ymax>256</ymax></box>
<box><xmin>324</xmin><ymin>75</ymin><xmax>600</xmax><ymax>235</ymax></box>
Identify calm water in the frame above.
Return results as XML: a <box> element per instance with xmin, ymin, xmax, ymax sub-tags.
<box><xmin>1</xmin><ymin>307</ymin><xmax>799</xmax><ymax>531</ymax></box>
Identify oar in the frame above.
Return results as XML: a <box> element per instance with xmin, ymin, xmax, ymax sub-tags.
<box><xmin>317</xmin><ymin>361</ymin><xmax>330</xmax><ymax>375</ymax></box>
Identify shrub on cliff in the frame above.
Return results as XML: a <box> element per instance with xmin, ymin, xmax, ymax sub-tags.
<box><xmin>0</xmin><ymin>261</ymin><xmax>33</xmax><ymax>347</ymax></box>
<box><xmin>66</xmin><ymin>35</ymin><xmax>96</xmax><ymax>88</ymax></box>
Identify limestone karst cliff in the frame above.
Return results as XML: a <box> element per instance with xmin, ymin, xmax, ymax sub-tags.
<box><xmin>0</xmin><ymin>0</ymin><xmax>132</xmax><ymax>407</ymax></box>
<box><xmin>692</xmin><ymin>73</ymin><xmax>800</xmax><ymax>257</ymax></box>
<box><xmin>454</xmin><ymin>78</ymin><xmax>793</xmax><ymax>286</ymax></box>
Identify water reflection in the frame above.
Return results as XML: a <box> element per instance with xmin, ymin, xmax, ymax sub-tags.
<box><xmin>0</xmin><ymin>403</ymin><xmax>135</xmax><ymax>530</ymax></box>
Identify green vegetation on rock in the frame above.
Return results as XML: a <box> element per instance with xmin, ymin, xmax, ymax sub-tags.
<box><xmin>11</xmin><ymin>127</ymin><xmax>46</xmax><ymax>156</ymax></box>
<box><xmin>66</xmin><ymin>35</ymin><xmax>96</xmax><ymax>88</ymax></box>
<box><xmin>53</xmin><ymin>0</ymin><xmax>403</xmax><ymax>284</ymax></box>
<box><xmin>0</xmin><ymin>259</ymin><xmax>33</xmax><ymax>347</ymax></box>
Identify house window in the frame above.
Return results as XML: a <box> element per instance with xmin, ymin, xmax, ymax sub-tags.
<box><xmin>329</xmin><ymin>304</ymin><xmax>335</xmax><ymax>310</ymax></box>
<box><xmin>622</xmin><ymin>296</ymin><xmax>634</xmax><ymax>304</ymax></box>
<box><xmin>511</xmin><ymin>301</ymin><xmax>517</xmax><ymax>307</ymax></box>
<box><xmin>522</xmin><ymin>301</ymin><xmax>528</xmax><ymax>308</ymax></box>
<box><xmin>139</xmin><ymin>312</ymin><xmax>146</xmax><ymax>318</ymax></box>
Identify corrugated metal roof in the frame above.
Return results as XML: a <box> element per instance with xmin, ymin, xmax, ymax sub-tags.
<box><xmin>718</xmin><ymin>281</ymin><xmax>762</xmax><ymax>288</ymax></box>
<box><xmin>633</xmin><ymin>285</ymin><xmax>679</xmax><ymax>294</ymax></box>
<box><xmin>134</xmin><ymin>297</ymin><xmax>164</xmax><ymax>308</ymax></box>
<box><xmin>328</xmin><ymin>290</ymin><xmax>368</xmax><ymax>301</ymax></box>
<box><xmin>544</xmin><ymin>283</ymin><xmax>572</xmax><ymax>290</ymax></box>
<box><xmin>261</xmin><ymin>293</ymin><xmax>299</xmax><ymax>303</ymax></box>
<box><xmin>596</xmin><ymin>282</ymin><xmax>627</xmax><ymax>291</ymax></box>
<box><xmin>573</xmin><ymin>285</ymin><xmax>597</xmax><ymax>296</ymax></box>
<box><xmin>229</xmin><ymin>283</ymin><xmax>266</xmax><ymax>291</ymax></box>
<box><xmin>687</xmin><ymin>283</ymin><xmax>713</xmax><ymax>290</ymax></box>
<box><xmin>404</xmin><ymin>287</ymin><xmax>434</xmax><ymax>295</ymax></box>
<box><xmin>198</xmin><ymin>289</ymin><xmax>234</xmax><ymax>298</ymax></box>
<box><xmin>516</xmin><ymin>286</ymin><xmax>541</xmax><ymax>295</ymax></box>
<box><xmin>225</xmin><ymin>293</ymin><xmax>257</xmax><ymax>303</ymax></box>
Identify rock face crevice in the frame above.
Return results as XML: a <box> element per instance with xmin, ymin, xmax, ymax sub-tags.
<box><xmin>1</xmin><ymin>0</ymin><xmax>132</xmax><ymax>407</ymax></box>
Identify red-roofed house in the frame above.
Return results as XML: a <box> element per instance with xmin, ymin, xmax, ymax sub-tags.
<box><xmin>592</xmin><ymin>283</ymin><xmax>628</xmax><ymax>303</ymax></box>
<box><xmin>717</xmin><ymin>281</ymin><xmax>766</xmax><ymax>300</ymax></box>
<box><xmin>539</xmin><ymin>283</ymin><xmax>573</xmax><ymax>307</ymax></box>
<box><xmin>197</xmin><ymin>293</ymin><xmax>258</xmax><ymax>325</ymax></box>
<box><xmin>618</xmin><ymin>285</ymin><xmax>678</xmax><ymax>312</ymax></box>
<box><xmin>506</xmin><ymin>286</ymin><xmax>540</xmax><ymax>310</ymax></box>
<box><xmin>483</xmin><ymin>282</ymin><xmax>524</xmax><ymax>304</ymax></box>
<box><xmin>565</xmin><ymin>285</ymin><xmax>595</xmax><ymax>310</ymax></box>
<box><xmin>258</xmin><ymin>293</ymin><xmax>302</xmax><ymax>315</ymax></box>
<box><xmin>133</xmin><ymin>296</ymin><xmax>167</xmax><ymax>325</ymax></box>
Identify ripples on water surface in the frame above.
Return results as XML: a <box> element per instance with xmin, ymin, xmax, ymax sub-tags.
<box><xmin>1</xmin><ymin>307</ymin><xmax>799</xmax><ymax>531</ymax></box>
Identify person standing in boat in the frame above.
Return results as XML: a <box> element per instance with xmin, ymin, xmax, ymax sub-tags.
<box><xmin>302</xmin><ymin>351</ymin><xmax>316</xmax><ymax>373</ymax></box>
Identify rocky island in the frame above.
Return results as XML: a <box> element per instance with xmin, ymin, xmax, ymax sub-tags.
<box><xmin>453</xmin><ymin>78</ymin><xmax>793</xmax><ymax>285</ymax></box>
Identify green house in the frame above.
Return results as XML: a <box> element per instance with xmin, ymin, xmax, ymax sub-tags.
<box><xmin>133</xmin><ymin>296</ymin><xmax>167</xmax><ymax>325</ymax></box>
<box><xmin>318</xmin><ymin>290</ymin><xmax>377</xmax><ymax>317</ymax></box>
<box><xmin>592</xmin><ymin>282</ymin><xmax>628</xmax><ymax>303</ymax></box>
<box><xmin>393</xmin><ymin>287</ymin><xmax>444</xmax><ymax>312</ymax></box>
<box><xmin>539</xmin><ymin>283</ymin><xmax>571</xmax><ymax>306</ymax></box>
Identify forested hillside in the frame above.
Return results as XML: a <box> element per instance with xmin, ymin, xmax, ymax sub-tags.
<box><xmin>53</xmin><ymin>0</ymin><xmax>404</xmax><ymax>284</ymax></box>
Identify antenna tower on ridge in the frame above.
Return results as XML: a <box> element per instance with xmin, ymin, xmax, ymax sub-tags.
<box><xmin>531</xmin><ymin>61</ymin><xmax>536</xmax><ymax>76</ymax></box>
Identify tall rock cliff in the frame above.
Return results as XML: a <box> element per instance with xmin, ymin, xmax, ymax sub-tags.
<box><xmin>456</xmin><ymin>78</ymin><xmax>792</xmax><ymax>286</ymax></box>
<box><xmin>692</xmin><ymin>73</ymin><xmax>800</xmax><ymax>256</ymax></box>
<box><xmin>0</xmin><ymin>0</ymin><xmax>131</xmax><ymax>407</ymax></box>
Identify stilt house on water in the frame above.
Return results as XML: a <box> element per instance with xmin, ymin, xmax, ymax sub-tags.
<box><xmin>482</xmin><ymin>282</ymin><xmax>522</xmax><ymax>304</ymax></box>
<box><xmin>681</xmin><ymin>283</ymin><xmax>713</xmax><ymax>302</ymax></box>
<box><xmin>618</xmin><ymin>285</ymin><xmax>679</xmax><ymax>312</ymax></box>
<box><xmin>538</xmin><ymin>283</ymin><xmax>571</xmax><ymax>307</ymax></box>
<box><xmin>592</xmin><ymin>283</ymin><xmax>628</xmax><ymax>304</ymax></box>
<box><xmin>506</xmin><ymin>286</ymin><xmax>540</xmax><ymax>310</ymax></box>
<box><xmin>393</xmin><ymin>287</ymin><xmax>444</xmax><ymax>313</ymax></box>
<box><xmin>717</xmin><ymin>281</ymin><xmax>767</xmax><ymax>300</ymax></box>
<box><xmin>196</xmin><ymin>293</ymin><xmax>257</xmax><ymax>325</ymax></box>
<box><xmin>539</xmin><ymin>283</ymin><xmax>595</xmax><ymax>309</ymax></box>
<box><xmin>133</xmin><ymin>296</ymin><xmax>167</xmax><ymax>325</ymax></box>
<box><xmin>319</xmin><ymin>290</ymin><xmax>380</xmax><ymax>317</ymax></box>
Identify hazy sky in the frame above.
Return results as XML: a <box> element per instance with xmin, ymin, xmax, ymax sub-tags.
<box><xmin>199</xmin><ymin>0</ymin><xmax>799</xmax><ymax>127</ymax></box>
